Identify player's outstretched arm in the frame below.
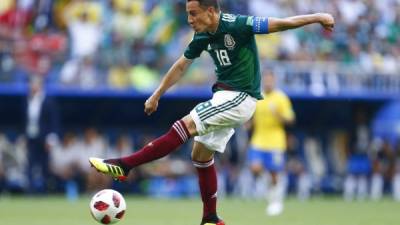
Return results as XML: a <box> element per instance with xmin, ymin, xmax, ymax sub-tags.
<box><xmin>268</xmin><ymin>13</ymin><xmax>334</xmax><ymax>33</ymax></box>
<box><xmin>144</xmin><ymin>56</ymin><xmax>193</xmax><ymax>115</ymax></box>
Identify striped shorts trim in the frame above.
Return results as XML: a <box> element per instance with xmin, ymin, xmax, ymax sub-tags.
<box><xmin>198</xmin><ymin>92</ymin><xmax>248</xmax><ymax>121</ymax></box>
<box><xmin>190</xmin><ymin>90</ymin><xmax>257</xmax><ymax>150</ymax></box>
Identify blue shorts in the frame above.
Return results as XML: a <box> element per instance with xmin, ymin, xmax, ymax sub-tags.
<box><xmin>247</xmin><ymin>146</ymin><xmax>285</xmax><ymax>172</ymax></box>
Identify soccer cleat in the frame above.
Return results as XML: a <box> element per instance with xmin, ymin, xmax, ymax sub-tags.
<box><xmin>202</xmin><ymin>220</ymin><xmax>225</xmax><ymax>225</ymax></box>
<box><xmin>89</xmin><ymin>157</ymin><xmax>128</xmax><ymax>182</ymax></box>
<box><xmin>201</xmin><ymin>215</ymin><xmax>225</xmax><ymax>225</ymax></box>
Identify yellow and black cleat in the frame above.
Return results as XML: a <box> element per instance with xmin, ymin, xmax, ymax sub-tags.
<box><xmin>89</xmin><ymin>157</ymin><xmax>127</xmax><ymax>182</ymax></box>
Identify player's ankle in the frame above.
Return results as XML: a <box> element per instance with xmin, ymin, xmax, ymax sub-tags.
<box><xmin>202</xmin><ymin>213</ymin><xmax>219</xmax><ymax>223</ymax></box>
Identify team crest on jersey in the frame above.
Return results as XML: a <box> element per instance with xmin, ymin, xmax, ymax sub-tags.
<box><xmin>224</xmin><ymin>34</ymin><xmax>236</xmax><ymax>50</ymax></box>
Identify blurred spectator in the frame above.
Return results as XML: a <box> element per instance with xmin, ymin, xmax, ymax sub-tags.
<box><xmin>60</xmin><ymin>0</ymin><xmax>102</xmax><ymax>88</ymax></box>
<box><xmin>106</xmin><ymin>134</ymin><xmax>133</xmax><ymax>159</ymax></box>
<box><xmin>79</xmin><ymin>127</ymin><xmax>109</xmax><ymax>192</ymax></box>
<box><xmin>102</xmin><ymin>31</ymin><xmax>130</xmax><ymax>67</ymax></box>
<box><xmin>338</xmin><ymin>0</ymin><xmax>367</xmax><ymax>26</ymax></box>
<box><xmin>0</xmin><ymin>0</ymin><xmax>32</xmax><ymax>40</ymax></box>
<box><xmin>286</xmin><ymin>134</ymin><xmax>312</xmax><ymax>201</ymax></box>
<box><xmin>111</xmin><ymin>0</ymin><xmax>147</xmax><ymax>42</ymax></box>
<box><xmin>14</xmin><ymin>27</ymin><xmax>67</xmax><ymax>77</ymax></box>
<box><xmin>0</xmin><ymin>173</ymin><xmax>3</xmax><ymax>193</ymax></box>
<box><xmin>50</xmin><ymin>131</ymin><xmax>82</xmax><ymax>200</ymax></box>
<box><xmin>393</xmin><ymin>142</ymin><xmax>400</xmax><ymax>201</ymax></box>
<box><xmin>107</xmin><ymin>63</ymin><xmax>130</xmax><ymax>89</ymax></box>
<box><xmin>24</xmin><ymin>77</ymin><xmax>60</xmax><ymax>193</ymax></box>
<box><xmin>0</xmin><ymin>133</ymin><xmax>11</xmax><ymax>193</ymax></box>
<box><xmin>63</xmin><ymin>0</ymin><xmax>102</xmax><ymax>59</ymax></box>
<box><xmin>60</xmin><ymin>56</ymin><xmax>99</xmax><ymax>89</ymax></box>
<box><xmin>0</xmin><ymin>0</ymin><xmax>32</xmax><ymax>83</ymax></box>
<box><xmin>0</xmin><ymin>139</ymin><xmax>3</xmax><ymax>193</ymax></box>
<box><xmin>304</xmin><ymin>137</ymin><xmax>326</xmax><ymax>192</ymax></box>
<box><xmin>32</xmin><ymin>0</ymin><xmax>54</xmax><ymax>31</ymax></box>
<box><xmin>128</xmin><ymin>63</ymin><xmax>159</xmax><ymax>92</ymax></box>
<box><xmin>369</xmin><ymin>139</ymin><xmax>396</xmax><ymax>200</ymax></box>
<box><xmin>343</xmin><ymin>111</ymin><xmax>372</xmax><ymax>201</ymax></box>
<box><xmin>0</xmin><ymin>134</ymin><xmax>28</xmax><ymax>193</ymax></box>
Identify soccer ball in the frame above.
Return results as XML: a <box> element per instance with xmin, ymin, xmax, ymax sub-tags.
<box><xmin>90</xmin><ymin>189</ymin><xmax>126</xmax><ymax>224</ymax></box>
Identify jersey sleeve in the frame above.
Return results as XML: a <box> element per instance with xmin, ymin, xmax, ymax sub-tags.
<box><xmin>236</xmin><ymin>15</ymin><xmax>269</xmax><ymax>35</ymax></box>
<box><xmin>235</xmin><ymin>15</ymin><xmax>254</xmax><ymax>36</ymax></box>
<box><xmin>183</xmin><ymin>34</ymin><xmax>207</xmax><ymax>60</ymax></box>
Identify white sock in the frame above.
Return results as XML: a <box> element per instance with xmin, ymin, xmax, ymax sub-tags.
<box><xmin>370</xmin><ymin>173</ymin><xmax>383</xmax><ymax>200</ymax></box>
<box><xmin>255</xmin><ymin>173</ymin><xmax>268</xmax><ymax>199</ymax></box>
<box><xmin>268</xmin><ymin>173</ymin><xmax>286</xmax><ymax>204</ymax></box>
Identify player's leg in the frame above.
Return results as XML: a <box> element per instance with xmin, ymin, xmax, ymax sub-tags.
<box><xmin>90</xmin><ymin>90</ymin><xmax>255</xmax><ymax>181</ymax></box>
<box><xmin>89</xmin><ymin>116</ymin><xmax>197</xmax><ymax>181</ymax></box>
<box><xmin>267</xmin><ymin>171</ymin><xmax>284</xmax><ymax>216</ymax></box>
<box><xmin>270</xmin><ymin>171</ymin><xmax>279</xmax><ymax>186</ymax></box>
<box><xmin>187</xmin><ymin>90</ymin><xmax>255</xmax><ymax>223</ymax></box>
<box><xmin>265</xmin><ymin>151</ymin><xmax>286</xmax><ymax>216</ymax></box>
<box><xmin>192</xmin><ymin>129</ymin><xmax>234</xmax><ymax>225</ymax></box>
<box><xmin>192</xmin><ymin>142</ymin><xmax>218</xmax><ymax>224</ymax></box>
<box><xmin>247</xmin><ymin>147</ymin><xmax>266</xmax><ymax>198</ymax></box>
<box><xmin>190</xmin><ymin>90</ymin><xmax>255</xmax><ymax>225</ymax></box>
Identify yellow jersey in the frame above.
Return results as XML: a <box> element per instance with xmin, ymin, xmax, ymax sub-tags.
<box><xmin>250</xmin><ymin>89</ymin><xmax>294</xmax><ymax>152</ymax></box>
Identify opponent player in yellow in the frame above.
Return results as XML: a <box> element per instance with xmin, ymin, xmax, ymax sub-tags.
<box><xmin>248</xmin><ymin>71</ymin><xmax>295</xmax><ymax>216</ymax></box>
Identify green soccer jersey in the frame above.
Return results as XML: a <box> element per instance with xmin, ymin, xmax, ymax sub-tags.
<box><xmin>184</xmin><ymin>13</ymin><xmax>263</xmax><ymax>100</ymax></box>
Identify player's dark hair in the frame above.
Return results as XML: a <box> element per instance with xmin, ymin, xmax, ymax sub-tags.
<box><xmin>187</xmin><ymin>0</ymin><xmax>220</xmax><ymax>11</ymax></box>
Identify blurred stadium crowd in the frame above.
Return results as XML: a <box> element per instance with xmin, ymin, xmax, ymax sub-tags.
<box><xmin>0</xmin><ymin>0</ymin><xmax>399</xmax><ymax>91</ymax></box>
<box><xmin>1</xmin><ymin>110</ymin><xmax>400</xmax><ymax>201</ymax></box>
<box><xmin>0</xmin><ymin>0</ymin><xmax>400</xmax><ymax>201</ymax></box>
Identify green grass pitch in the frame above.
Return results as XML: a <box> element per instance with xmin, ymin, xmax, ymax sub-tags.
<box><xmin>1</xmin><ymin>196</ymin><xmax>399</xmax><ymax>225</ymax></box>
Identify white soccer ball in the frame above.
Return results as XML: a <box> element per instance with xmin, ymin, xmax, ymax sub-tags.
<box><xmin>90</xmin><ymin>189</ymin><xmax>127</xmax><ymax>224</ymax></box>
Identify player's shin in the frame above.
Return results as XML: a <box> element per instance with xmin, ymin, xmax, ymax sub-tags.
<box><xmin>109</xmin><ymin>120</ymin><xmax>191</xmax><ymax>170</ymax></box>
<box><xmin>193</xmin><ymin>159</ymin><xmax>219</xmax><ymax>222</ymax></box>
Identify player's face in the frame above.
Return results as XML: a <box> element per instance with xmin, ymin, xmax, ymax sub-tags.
<box><xmin>263</xmin><ymin>73</ymin><xmax>276</xmax><ymax>93</ymax></box>
<box><xmin>186</xmin><ymin>1</ymin><xmax>214</xmax><ymax>33</ymax></box>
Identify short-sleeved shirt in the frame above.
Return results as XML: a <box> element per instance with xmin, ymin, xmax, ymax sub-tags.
<box><xmin>184</xmin><ymin>13</ymin><xmax>263</xmax><ymax>100</ymax></box>
<box><xmin>250</xmin><ymin>89</ymin><xmax>295</xmax><ymax>151</ymax></box>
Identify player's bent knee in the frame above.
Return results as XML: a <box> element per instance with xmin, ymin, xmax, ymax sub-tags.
<box><xmin>250</xmin><ymin>163</ymin><xmax>264</xmax><ymax>175</ymax></box>
<box><xmin>181</xmin><ymin>115</ymin><xmax>198</xmax><ymax>136</ymax></box>
<box><xmin>191</xmin><ymin>142</ymin><xmax>215</xmax><ymax>162</ymax></box>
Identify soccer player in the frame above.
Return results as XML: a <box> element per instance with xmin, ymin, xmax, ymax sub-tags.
<box><xmin>247</xmin><ymin>71</ymin><xmax>295</xmax><ymax>216</ymax></box>
<box><xmin>89</xmin><ymin>1</ymin><xmax>334</xmax><ymax>224</ymax></box>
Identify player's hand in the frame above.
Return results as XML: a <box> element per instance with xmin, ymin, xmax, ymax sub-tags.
<box><xmin>317</xmin><ymin>13</ymin><xmax>335</xmax><ymax>31</ymax></box>
<box><xmin>144</xmin><ymin>95</ymin><xmax>159</xmax><ymax>115</ymax></box>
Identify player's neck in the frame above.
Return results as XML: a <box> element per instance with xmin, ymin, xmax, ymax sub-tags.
<box><xmin>207</xmin><ymin>12</ymin><xmax>221</xmax><ymax>34</ymax></box>
<box><xmin>264</xmin><ymin>89</ymin><xmax>274</xmax><ymax>94</ymax></box>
